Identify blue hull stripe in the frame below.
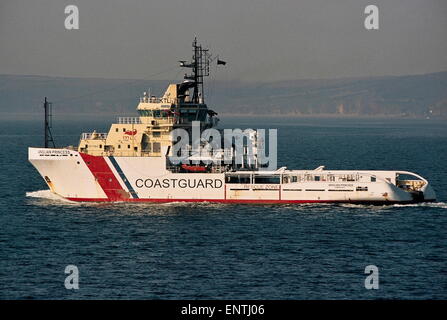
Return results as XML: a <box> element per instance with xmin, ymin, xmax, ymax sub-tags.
<box><xmin>108</xmin><ymin>156</ymin><xmax>139</xmax><ymax>199</ymax></box>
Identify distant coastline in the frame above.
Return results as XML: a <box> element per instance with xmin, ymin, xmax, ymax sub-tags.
<box><xmin>1</xmin><ymin>71</ymin><xmax>446</xmax><ymax>120</ymax></box>
<box><xmin>1</xmin><ymin>112</ymin><xmax>444</xmax><ymax>122</ymax></box>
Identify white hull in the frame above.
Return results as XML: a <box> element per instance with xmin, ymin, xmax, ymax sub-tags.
<box><xmin>28</xmin><ymin>147</ymin><xmax>436</xmax><ymax>204</ymax></box>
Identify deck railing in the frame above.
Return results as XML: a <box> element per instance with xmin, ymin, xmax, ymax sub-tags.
<box><xmin>118</xmin><ymin>117</ymin><xmax>142</xmax><ymax>124</ymax></box>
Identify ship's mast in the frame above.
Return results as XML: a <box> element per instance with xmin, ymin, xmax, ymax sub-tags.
<box><xmin>44</xmin><ymin>97</ymin><xmax>55</xmax><ymax>148</ymax></box>
<box><xmin>181</xmin><ymin>37</ymin><xmax>210</xmax><ymax>104</ymax></box>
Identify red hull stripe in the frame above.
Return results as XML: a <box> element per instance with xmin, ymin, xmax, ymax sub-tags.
<box><xmin>79</xmin><ymin>153</ymin><xmax>129</xmax><ymax>201</ymax></box>
<box><xmin>64</xmin><ymin>197</ymin><xmax>418</xmax><ymax>205</ymax></box>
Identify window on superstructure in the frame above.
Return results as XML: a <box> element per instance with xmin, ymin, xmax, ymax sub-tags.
<box><xmin>153</xmin><ymin>132</ymin><xmax>161</xmax><ymax>138</ymax></box>
<box><xmin>153</xmin><ymin>142</ymin><xmax>161</xmax><ymax>153</ymax></box>
<box><xmin>139</xmin><ymin>110</ymin><xmax>151</xmax><ymax>117</ymax></box>
<box><xmin>141</xmin><ymin>134</ymin><xmax>151</xmax><ymax>152</ymax></box>
<box><xmin>153</xmin><ymin>110</ymin><xmax>161</xmax><ymax>118</ymax></box>
<box><xmin>226</xmin><ymin>175</ymin><xmax>250</xmax><ymax>184</ymax></box>
<box><xmin>118</xmin><ymin>145</ymin><xmax>121</xmax><ymax>149</ymax></box>
<box><xmin>123</xmin><ymin>128</ymin><xmax>126</xmax><ymax>132</ymax></box>
<box><xmin>127</xmin><ymin>145</ymin><xmax>130</xmax><ymax>149</ymax></box>
<box><xmin>371</xmin><ymin>176</ymin><xmax>376</xmax><ymax>182</ymax></box>
<box><xmin>188</xmin><ymin>110</ymin><xmax>197</xmax><ymax>122</ymax></box>
<box><xmin>198</xmin><ymin>109</ymin><xmax>207</xmax><ymax>121</ymax></box>
<box><xmin>292</xmin><ymin>176</ymin><xmax>298</xmax><ymax>183</ymax></box>
<box><xmin>254</xmin><ymin>175</ymin><xmax>280</xmax><ymax>184</ymax></box>
<box><xmin>116</xmin><ymin>128</ymin><xmax>119</xmax><ymax>132</ymax></box>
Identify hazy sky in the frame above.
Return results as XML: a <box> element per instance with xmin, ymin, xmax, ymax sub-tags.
<box><xmin>1</xmin><ymin>0</ymin><xmax>446</xmax><ymax>82</ymax></box>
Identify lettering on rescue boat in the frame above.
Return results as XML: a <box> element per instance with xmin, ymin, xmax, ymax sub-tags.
<box><xmin>135</xmin><ymin>178</ymin><xmax>223</xmax><ymax>189</ymax></box>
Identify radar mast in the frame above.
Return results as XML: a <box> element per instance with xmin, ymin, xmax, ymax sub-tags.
<box><xmin>180</xmin><ymin>37</ymin><xmax>211</xmax><ymax>104</ymax></box>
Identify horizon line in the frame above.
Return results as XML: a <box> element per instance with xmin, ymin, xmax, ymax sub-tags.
<box><xmin>1</xmin><ymin>70</ymin><xmax>446</xmax><ymax>84</ymax></box>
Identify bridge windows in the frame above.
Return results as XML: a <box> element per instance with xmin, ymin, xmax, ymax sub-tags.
<box><xmin>187</xmin><ymin>110</ymin><xmax>197</xmax><ymax>121</ymax></box>
<box><xmin>138</xmin><ymin>109</ymin><xmax>171</xmax><ymax>118</ymax></box>
<box><xmin>139</xmin><ymin>110</ymin><xmax>150</xmax><ymax>117</ymax></box>
<box><xmin>153</xmin><ymin>110</ymin><xmax>161</xmax><ymax>118</ymax></box>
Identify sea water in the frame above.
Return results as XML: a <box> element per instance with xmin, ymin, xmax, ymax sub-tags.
<box><xmin>1</xmin><ymin>117</ymin><xmax>446</xmax><ymax>299</ymax></box>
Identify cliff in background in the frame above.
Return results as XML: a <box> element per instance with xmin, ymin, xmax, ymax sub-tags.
<box><xmin>211</xmin><ymin>72</ymin><xmax>447</xmax><ymax>118</ymax></box>
<box><xmin>1</xmin><ymin>71</ymin><xmax>446</xmax><ymax>119</ymax></box>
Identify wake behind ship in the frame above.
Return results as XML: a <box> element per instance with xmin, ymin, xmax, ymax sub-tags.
<box><xmin>28</xmin><ymin>39</ymin><xmax>436</xmax><ymax>204</ymax></box>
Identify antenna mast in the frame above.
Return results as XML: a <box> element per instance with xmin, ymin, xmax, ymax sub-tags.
<box><xmin>181</xmin><ymin>38</ymin><xmax>210</xmax><ymax>104</ymax></box>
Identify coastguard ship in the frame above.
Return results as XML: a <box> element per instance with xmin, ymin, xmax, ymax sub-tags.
<box><xmin>28</xmin><ymin>39</ymin><xmax>436</xmax><ymax>204</ymax></box>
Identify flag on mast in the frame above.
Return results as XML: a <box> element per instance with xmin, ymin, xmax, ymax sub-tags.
<box><xmin>217</xmin><ymin>57</ymin><xmax>227</xmax><ymax>65</ymax></box>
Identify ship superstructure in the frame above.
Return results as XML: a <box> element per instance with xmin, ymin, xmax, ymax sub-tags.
<box><xmin>28</xmin><ymin>39</ymin><xmax>436</xmax><ymax>204</ymax></box>
<box><xmin>77</xmin><ymin>38</ymin><xmax>218</xmax><ymax>159</ymax></box>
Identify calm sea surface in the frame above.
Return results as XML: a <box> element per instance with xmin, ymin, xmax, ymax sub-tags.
<box><xmin>0</xmin><ymin>117</ymin><xmax>446</xmax><ymax>299</ymax></box>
